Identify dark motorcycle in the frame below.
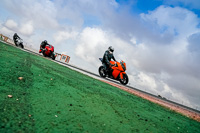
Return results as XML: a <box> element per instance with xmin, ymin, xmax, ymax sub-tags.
<box><xmin>14</xmin><ymin>38</ymin><xmax>24</xmax><ymax>48</ymax></box>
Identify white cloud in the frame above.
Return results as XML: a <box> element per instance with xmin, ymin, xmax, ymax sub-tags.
<box><xmin>137</xmin><ymin>6</ymin><xmax>200</xmax><ymax>75</ymax></box>
<box><xmin>137</xmin><ymin>72</ymin><xmax>157</xmax><ymax>91</ymax></box>
<box><xmin>54</xmin><ymin>31</ymin><xmax>78</xmax><ymax>44</ymax></box>
<box><xmin>140</xmin><ymin>6</ymin><xmax>199</xmax><ymax>37</ymax></box>
<box><xmin>1</xmin><ymin>0</ymin><xmax>59</xmax><ymax>30</ymax></box>
<box><xmin>0</xmin><ymin>27</ymin><xmax>13</xmax><ymax>37</ymax></box>
<box><xmin>19</xmin><ymin>21</ymin><xmax>34</xmax><ymax>36</ymax></box>
<box><xmin>1</xmin><ymin>19</ymin><xmax>34</xmax><ymax>37</ymax></box>
<box><xmin>0</xmin><ymin>19</ymin><xmax>17</xmax><ymax>37</ymax></box>
<box><xmin>137</xmin><ymin>5</ymin><xmax>200</xmax><ymax>108</ymax></box>
<box><xmin>75</xmin><ymin>27</ymin><xmax>108</xmax><ymax>65</ymax></box>
<box><xmin>74</xmin><ymin>27</ymin><xmax>137</xmax><ymax>68</ymax></box>
<box><xmin>4</xmin><ymin>19</ymin><xmax>18</xmax><ymax>30</ymax></box>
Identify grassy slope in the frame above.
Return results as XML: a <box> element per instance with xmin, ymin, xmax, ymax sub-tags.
<box><xmin>0</xmin><ymin>42</ymin><xmax>199</xmax><ymax>133</ymax></box>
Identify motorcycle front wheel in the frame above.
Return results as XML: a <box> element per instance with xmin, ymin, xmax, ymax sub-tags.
<box><xmin>51</xmin><ymin>53</ymin><xmax>55</xmax><ymax>60</ymax></box>
<box><xmin>99</xmin><ymin>66</ymin><xmax>106</xmax><ymax>78</ymax></box>
<box><xmin>120</xmin><ymin>74</ymin><xmax>129</xmax><ymax>85</ymax></box>
<box><xmin>19</xmin><ymin>43</ymin><xmax>24</xmax><ymax>49</ymax></box>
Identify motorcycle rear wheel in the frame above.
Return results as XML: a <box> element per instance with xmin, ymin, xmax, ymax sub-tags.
<box><xmin>14</xmin><ymin>42</ymin><xmax>18</xmax><ymax>46</ymax></box>
<box><xmin>120</xmin><ymin>74</ymin><xmax>129</xmax><ymax>85</ymax></box>
<box><xmin>99</xmin><ymin>66</ymin><xmax>106</xmax><ymax>78</ymax></box>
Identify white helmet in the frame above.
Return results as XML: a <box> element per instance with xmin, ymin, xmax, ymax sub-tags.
<box><xmin>108</xmin><ymin>46</ymin><xmax>114</xmax><ymax>52</ymax></box>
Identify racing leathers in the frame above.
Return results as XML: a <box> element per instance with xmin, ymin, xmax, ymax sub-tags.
<box><xmin>13</xmin><ymin>33</ymin><xmax>20</xmax><ymax>44</ymax></box>
<box><xmin>102</xmin><ymin>50</ymin><xmax>116</xmax><ymax>74</ymax></box>
<box><xmin>39</xmin><ymin>41</ymin><xmax>49</xmax><ymax>53</ymax></box>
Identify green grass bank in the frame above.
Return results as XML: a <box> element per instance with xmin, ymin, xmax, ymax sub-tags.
<box><xmin>0</xmin><ymin>42</ymin><xmax>199</xmax><ymax>133</ymax></box>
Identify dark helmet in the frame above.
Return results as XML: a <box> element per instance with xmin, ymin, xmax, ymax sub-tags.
<box><xmin>108</xmin><ymin>46</ymin><xmax>114</xmax><ymax>52</ymax></box>
<box><xmin>44</xmin><ymin>40</ymin><xmax>47</xmax><ymax>44</ymax></box>
<box><xmin>14</xmin><ymin>33</ymin><xmax>17</xmax><ymax>36</ymax></box>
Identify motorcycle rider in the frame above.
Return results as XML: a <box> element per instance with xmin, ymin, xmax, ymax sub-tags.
<box><xmin>39</xmin><ymin>40</ymin><xmax>49</xmax><ymax>53</ymax></box>
<box><xmin>13</xmin><ymin>33</ymin><xmax>21</xmax><ymax>45</ymax></box>
<box><xmin>102</xmin><ymin>46</ymin><xmax>116</xmax><ymax>75</ymax></box>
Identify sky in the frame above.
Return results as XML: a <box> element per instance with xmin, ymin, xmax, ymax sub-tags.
<box><xmin>0</xmin><ymin>0</ymin><xmax>200</xmax><ymax>110</ymax></box>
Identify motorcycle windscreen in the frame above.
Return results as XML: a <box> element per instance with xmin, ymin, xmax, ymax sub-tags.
<box><xmin>112</xmin><ymin>69</ymin><xmax>121</xmax><ymax>79</ymax></box>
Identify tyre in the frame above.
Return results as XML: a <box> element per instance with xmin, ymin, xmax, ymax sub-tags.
<box><xmin>51</xmin><ymin>53</ymin><xmax>55</xmax><ymax>60</ymax></box>
<box><xmin>19</xmin><ymin>43</ymin><xmax>24</xmax><ymax>49</ymax></box>
<box><xmin>120</xmin><ymin>73</ymin><xmax>129</xmax><ymax>85</ymax></box>
<box><xmin>99</xmin><ymin>66</ymin><xmax>106</xmax><ymax>78</ymax></box>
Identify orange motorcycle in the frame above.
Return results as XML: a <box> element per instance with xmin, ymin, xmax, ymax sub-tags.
<box><xmin>99</xmin><ymin>58</ymin><xmax>129</xmax><ymax>85</ymax></box>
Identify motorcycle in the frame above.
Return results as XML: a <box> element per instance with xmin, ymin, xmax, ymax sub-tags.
<box><xmin>99</xmin><ymin>58</ymin><xmax>129</xmax><ymax>85</ymax></box>
<box><xmin>14</xmin><ymin>38</ymin><xmax>24</xmax><ymax>48</ymax></box>
<box><xmin>39</xmin><ymin>44</ymin><xmax>56</xmax><ymax>60</ymax></box>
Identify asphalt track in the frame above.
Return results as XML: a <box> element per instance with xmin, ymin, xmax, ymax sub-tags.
<box><xmin>2</xmin><ymin>40</ymin><xmax>200</xmax><ymax>117</ymax></box>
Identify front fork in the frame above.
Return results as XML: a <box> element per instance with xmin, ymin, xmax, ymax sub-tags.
<box><xmin>120</xmin><ymin>72</ymin><xmax>126</xmax><ymax>80</ymax></box>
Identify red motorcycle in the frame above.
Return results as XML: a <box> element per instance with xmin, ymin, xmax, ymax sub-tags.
<box><xmin>39</xmin><ymin>44</ymin><xmax>56</xmax><ymax>60</ymax></box>
<box><xmin>99</xmin><ymin>58</ymin><xmax>129</xmax><ymax>85</ymax></box>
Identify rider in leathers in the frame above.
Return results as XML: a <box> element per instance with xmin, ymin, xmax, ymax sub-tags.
<box><xmin>102</xmin><ymin>46</ymin><xmax>116</xmax><ymax>75</ymax></box>
<box><xmin>13</xmin><ymin>33</ymin><xmax>20</xmax><ymax>45</ymax></box>
<box><xmin>39</xmin><ymin>40</ymin><xmax>49</xmax><ymax>53</ymax></box>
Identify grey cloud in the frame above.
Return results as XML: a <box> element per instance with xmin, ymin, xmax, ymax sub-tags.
<box><xmin>185</xmin><ymin>32</ymin><xmax>200</xmax><ymax>79</ymax></box>
<box><xmin>188</xmin><ymin>32</ymin><xmax>200</xmax><ymax>53</ymax></box>
<box><xmin>166</xmin><ymin>74</ymin><xmax>200</xmax><ymax>106</ymax></box>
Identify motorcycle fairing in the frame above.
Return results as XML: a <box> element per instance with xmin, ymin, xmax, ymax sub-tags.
<box><xmin>110</xmin><ymin>61</ymin><xmax>126</xmax><ymax>79</ymax></box>
<box><xmin>112</xmin><ymin>69</ymin><xmax>121</xmax><ymax>79</ymax></box>
<box><xmin>44</xmin><ymin>45</ymin><xmax>54</xmax><ymax>56</ymax></box>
